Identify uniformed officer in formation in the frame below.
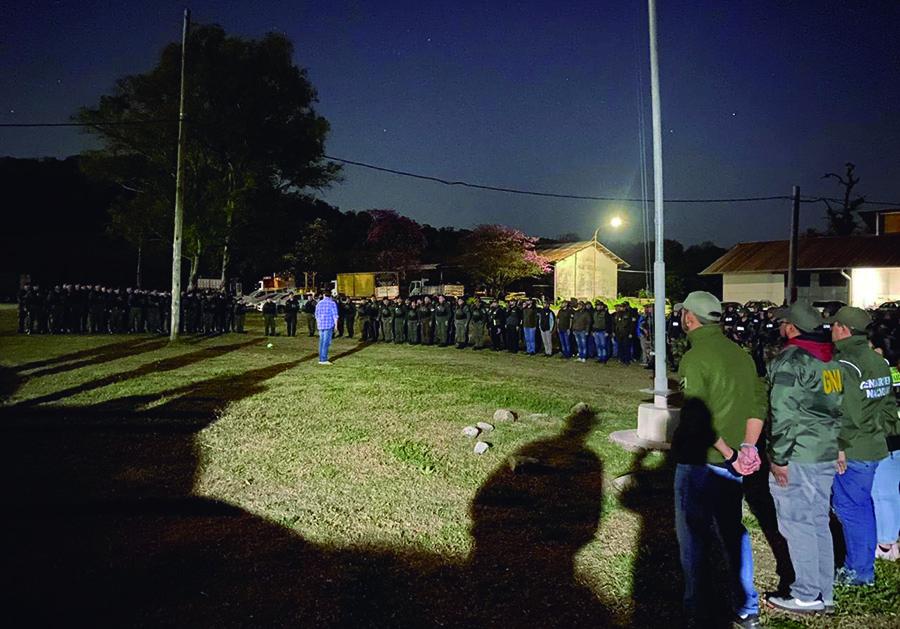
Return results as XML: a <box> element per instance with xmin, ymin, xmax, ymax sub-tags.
<box><xmin>283</xmin><ymin>293</ymin><xmax>299</xmax><ymax>337</ymax></box>
<box><xmin>16</xmin><ymin>284</ymin><xmax>252</xmax><ymax>336</ymax></box>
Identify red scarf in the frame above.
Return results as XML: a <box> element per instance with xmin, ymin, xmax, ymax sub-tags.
<box><xmin>786</xmin><ymin>337</ymin><xmax>833</xmax><ymax>362</ymax></box>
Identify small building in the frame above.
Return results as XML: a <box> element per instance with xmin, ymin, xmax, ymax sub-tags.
<box><xmin>701</xmin><ymin>233</ymin><xmax>900</xmax><ymax>308</ymax></box>
<box><xmin>537</xmin><ymin>240</ymin><xmax>628</xmax><ymax>301</ymax></box>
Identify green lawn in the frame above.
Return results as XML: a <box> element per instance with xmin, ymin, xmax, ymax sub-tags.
<box><xmin>1</xmin><ymin>305</ymin><xmax>897</xmax><ymax>627</ymax></box>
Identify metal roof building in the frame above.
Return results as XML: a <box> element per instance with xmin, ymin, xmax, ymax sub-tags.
<box><xmin>701</xmin><ymin>233</ymin><xmax>900</xmax><ymax>307</ymax></box>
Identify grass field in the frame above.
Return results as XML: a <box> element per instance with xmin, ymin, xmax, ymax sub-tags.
<box><xmin>1</xmin><ymin>305</ymin><xmax>897</xmax><ymax>627</ymax></box>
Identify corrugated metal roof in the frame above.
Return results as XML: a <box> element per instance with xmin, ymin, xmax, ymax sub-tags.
<box><xmin>536</xmin><ymin>240</ymin><xmax>629</xmax><ymax>267</ymax></box>
<box><xmin>701</xmin><ymin>234</ymin><xmax>900</xmax><ymax>275</ymax></box>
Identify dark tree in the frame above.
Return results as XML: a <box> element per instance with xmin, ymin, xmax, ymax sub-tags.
<box><xmin>822</xmin><ymin>162</ymin><xmax>863</xmax><ymax>236</ymax></box>
<box><xmin>365</xmin><ymin>210</ymin><xmax>426</xmax><ymax>276</ymax></box>
<box><xmin>76</xmin><ymin>24</ymin><xmax>340</xmax><ymax>284</ymax></box>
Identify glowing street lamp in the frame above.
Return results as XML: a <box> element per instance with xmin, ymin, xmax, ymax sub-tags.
<box><xmin>593</xmin><ymin>215</ymin><xmax>623</xmax><ymax>245</ymax></box>
<box><xmin>591</xmin><ymin>215</ymin><xmax>623</xmax><ymax>299</ymax></box>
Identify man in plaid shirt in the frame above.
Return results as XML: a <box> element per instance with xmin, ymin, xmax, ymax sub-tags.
<box><xmin>314</xmin><ymin>293</ymin><xmax>340</xmax><ymax>365</ymax></box>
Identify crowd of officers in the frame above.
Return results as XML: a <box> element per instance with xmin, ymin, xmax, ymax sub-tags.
<box><xmin>266</xmin><ymin>293</ymin><xmax>664</xmax><ymax>365</ymax></box>
<box><xmin>21</xmin><ymin>284</ymin><xmax>900</xmax><ymax>376</ymax></box>
<box><xmin>16</xmin><ymin>285</ymin><xmax>250</xmax><ymax>336</ymax></box>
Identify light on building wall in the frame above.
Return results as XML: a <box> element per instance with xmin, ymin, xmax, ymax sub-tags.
<box><xmin>851</xmin><ymin>267</ymin><xmax>880</xmax><ymax>309</ymax></box>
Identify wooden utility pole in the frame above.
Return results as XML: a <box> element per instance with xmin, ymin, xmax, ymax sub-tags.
<box><xmin>786</xmin><ymin>185</ymin><xmax>800</xmax><ymax>304</ymax></box>
<box><xmin>169</xmin><ymin>8</ymin><xmax>190</xmax><ymax>341</ymax></box>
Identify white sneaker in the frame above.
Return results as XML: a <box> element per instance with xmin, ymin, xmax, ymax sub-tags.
<box><xmin>318</xmin><ymin>360</ymin><xmax>333</xmax><ymax>365</ymax></box>
<box><xmin>876</xmin><ymin>542</ymin><xmax>899</xmax><ymax>561</ymax></box>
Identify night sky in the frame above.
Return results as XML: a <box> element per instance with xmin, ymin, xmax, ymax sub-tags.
<box><xmin>3</xmin><ymin>0</ymin><xmax>899</xmax><ymax>247</ymax></box>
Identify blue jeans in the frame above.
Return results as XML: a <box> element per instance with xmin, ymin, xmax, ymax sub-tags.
<box><xmin>573</xmin><ymin>330</ymin><xmax>588</xmax><ymax>359</ymax></box>
<box><xmin>675</xmin><ymin>463</ymin><xmax>758</xmax><ymax>619</ymax></box>
<box><xmin>523</xmin><ymin>327</ymin><xmax>536</xmax><ymax>354</ymax></box>
<box><xmin>872</xmin><ymin>451</ymin><xmax>900</xmax><ymax>544</ymax></box>
<box><xmin>558</xmin><ymin>330</ymin><xmax>572</xmax><ymax>357</ymax></box>
<box><xmin>593</xmin><ymin>331</ymin><xmax>609</xmax><ymax>362</ymax></box>
<box><xmin>318</xmin><ymin>327</ymin><xmax>333</xmax><ymax>362</ymax></box>
<box><xmin>833</xmin><ymin>459</ymin><xmax>879</xmax><ymax>584</ymax></box>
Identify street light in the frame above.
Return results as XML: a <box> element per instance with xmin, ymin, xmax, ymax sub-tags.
<box><xmin>591</xmin><ymin>215</ymin><xmax>623</xmax><ymax>299</ymax></box>
<box><xmin>593</xmin><ymin>215</ymin><xmax>623</xmax><ymax>244</ymax></box>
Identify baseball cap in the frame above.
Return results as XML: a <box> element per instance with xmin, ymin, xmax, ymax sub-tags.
<box><xmin>772</xmin><ymin>301</ymin><xmax>823</xmax><ymax>333</ymax></box>
<box><xmin>826</xmin><ymin>306</ymin><xmax>871</xmax><ymax>331</ymax></box>
<box><xmin>674</xmin><ymin>291</ymin><xmax>722</xmax><ymax>322</ymax></box>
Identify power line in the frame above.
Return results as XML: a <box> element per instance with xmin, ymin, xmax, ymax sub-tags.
<box><xmin>2</xmin><ymin>121</ymin><xmax>899</xmax><ymax>207</ymax></box>
<box><xmin>325</xmin><ymin>155</ymin><xmax>795</xmax><ymax>203</ymax></box>
<box><xmin>0</xmin><ymin>120</ymin><xmax>174</xmax><ymax>128</ymax></box>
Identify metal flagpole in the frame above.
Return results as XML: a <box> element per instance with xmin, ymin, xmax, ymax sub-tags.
<box><xmin>648</xmin><ymin>0</ymin><xmax>668</xmax><ymax>407</ymax></box>
<box><xmin>169</xmin><ymin>8</ymin><xmax>190</xmax><ymax>342</ymax></box>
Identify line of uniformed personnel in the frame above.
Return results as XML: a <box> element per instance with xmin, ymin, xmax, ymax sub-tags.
<box><xmin>16</xmin><ymin>284</ymin><xmax>250</xmax><ymax>336</ymax></box>
<box><xmin>281</xmin><ymin>293</ymin><xmax>668</xmax><ymax>365</ymax></box>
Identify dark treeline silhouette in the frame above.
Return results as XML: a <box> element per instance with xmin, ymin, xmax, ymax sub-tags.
<box><xmin>1</xmin><ymin>157</ymin><xmax>724</xmax><ymax>302</ymax></box>
<box><xmin>2</xmin><ymin>344</ymin><xmax>619</xmax><ymax>627</ymax></box>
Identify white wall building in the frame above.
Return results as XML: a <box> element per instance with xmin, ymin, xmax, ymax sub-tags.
<box><xmin>701</xmin><ymin>233</ymin><xmax>900</xmax><ymax>308</ymax></box>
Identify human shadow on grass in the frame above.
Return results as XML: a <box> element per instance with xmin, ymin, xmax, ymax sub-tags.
<box><xmin>11</xmin><ymin>338</ymin><xmax>261</xmax><ymax>408</ymax></box>
<box><xmin>11</xmin><ymin>336</ymin><xmax>170</xmax><ymax>375</ymax></box>
<box><xmin>3</xmin><ymin>355</ymin><xmax>616</xmax><ymax>627</ymax></box>
<box><xmin>461</xmin><ymin>404</ymin><xmax>613</xmax><ymax>627</ymax></box>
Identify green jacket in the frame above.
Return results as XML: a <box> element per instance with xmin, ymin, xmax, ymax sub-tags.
<box><xmin>767</xmin><ymin>341</ymin><xmax>843</xmax><ymax>465</ymax></box>
<box><xmin>833</xmin><ymin>335</ymin><xmax>892</xmax><ymax>461</ymax></box>
<box><xmin>678</xmin><ymin>325</ymin><xmax>767</xmax><ymax>464</ymax></box>
<box><xmin>572</xmin><ymin>309</ymin><xmax>592</xmax><ymax>332</ymax></box>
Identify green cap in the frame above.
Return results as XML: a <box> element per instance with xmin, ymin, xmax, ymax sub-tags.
<box><xmin>827</xmin><ymin>306</ymin><xmax>871</xmax><ymax>331</ymax></box>
<box><xmin>772</xmin><ymin>301</ymin><xmax>823</xmax><ymax>333</ymax></box>
<box><xmin>674</xmin><ymin>291</ymin><xmax>722</xmax><ymax>322</ymax></box>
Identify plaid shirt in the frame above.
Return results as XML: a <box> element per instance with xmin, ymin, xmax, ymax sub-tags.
<box><xmin>314</xmin><ymin>296</ymin><xmax>339</xmax><ymax>330</ymax></box>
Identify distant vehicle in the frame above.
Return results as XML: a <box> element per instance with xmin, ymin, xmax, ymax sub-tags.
<box><xmin>336</xmin><ymin>272</ymin><xmax>400</xmax><ymax>299</ymax></box>
<box><xmin>744</xmin><ymin>300</ymin><xmax>777</xmax><ymax>311</ymax></box>
<box><xmin>409</xmin><ymin>279</ymin><xmax>464</xmax><ymax>297</ymax></box>
<box><xmin>249</xmin><ymin>288</ymin><xmax>292</xmax><ymax>311</ymax></box>
<box><xmin>877</xmin><ymin>300</ymin><xmax>899</xmax><ymax>310</ymax></box>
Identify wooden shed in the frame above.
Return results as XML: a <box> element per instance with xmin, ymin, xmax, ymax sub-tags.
<box><xmin>537</xmin><ymin>240</ymin><xmax>628</xmax><ymax>301</ymax></box>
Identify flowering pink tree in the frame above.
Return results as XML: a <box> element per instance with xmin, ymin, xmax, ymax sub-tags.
<box><xmin>459</xmin><ymin>224</ymin><xmax>551</xmax><ymax>296</ymax></box>
<box><xmin>365</xmin><ymin>209</ymin><xmax>426</xmax><ymax>276</ymax></box>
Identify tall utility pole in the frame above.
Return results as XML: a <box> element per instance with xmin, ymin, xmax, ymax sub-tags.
<box><xmin>648</xmin><ymin>0</ymin><xmax>668</xmax><ymax>408</ymax></box>
<box><xmin>786</xmin><ymin>185</ymin><xmax>800</xmax><ymax>304</ymax></box>
<box><xmin>169</xmin><ymin>8</ymin><xmax>190</xmax><ymax>342</ymax></box>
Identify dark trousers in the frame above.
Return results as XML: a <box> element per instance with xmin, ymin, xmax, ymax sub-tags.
<box><xmin>285</xmin><ymin>315</ymin><xmax>297</xmax><ymax>337</ymax></box>
<box><xmin>490</xmin><ymin>326</ymin><xmax>504</xmax><ymax>350</ymax></box>
<box><xmin>264</xmin><ymin>315</ymin><xmax>276</xmax><ymax>336</ymax></box>
<box><xmin>345</xmin><ymin>316</ymin><xmax>355</xmax><ymax>338</ymax></box>
<box><xmin>505</xmin><ymin>326</ymin><xmax>520</xmax><ymax>353</ymax></box>
<box><xmin>421</xmin><ymin>320</ymin><xmax>434</xmax><ymax>345</ymax></box>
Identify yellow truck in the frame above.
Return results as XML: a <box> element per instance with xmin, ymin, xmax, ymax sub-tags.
<box><xmin>336</xmin><ymin>272</ymin><xmax>400</xmax><ymax>299</ymax></box>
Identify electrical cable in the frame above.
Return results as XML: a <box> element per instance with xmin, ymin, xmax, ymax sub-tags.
<box><xmin>2</xmin><ymin>120</ymin><xmax>899</xmax><ymax>207</ymax></box>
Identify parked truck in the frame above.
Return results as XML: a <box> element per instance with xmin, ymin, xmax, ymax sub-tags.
<box><xmin>408</xmin><ymin>279</ymin><xmax>465</xmax><ymax>297</ymax></box>
<box><xmin>336</xmin><ymin>271</ymin><xmax>400</xmax><ymax>299</ymax></box>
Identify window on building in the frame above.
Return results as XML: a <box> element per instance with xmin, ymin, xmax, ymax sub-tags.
<box><xmin>818</xmin><ymin>271</ymin><xmax>848</xmax><ymax>287</ymax></box>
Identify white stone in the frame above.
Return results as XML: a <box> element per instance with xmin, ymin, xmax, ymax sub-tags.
<box><xmin>475</xmin><ymin>422</ymin><xmax>494</xmax><ymax>432</ymax></box>
<box><xmin>461</xmin><ymin>426</ymin><xmax>480</xmax><ymax>438</ymax></box>
<box><xmin>493</xmin><ymin>409</ymin><xmax>517</xmax><ymax>422</ymax></box>
<box><xmin>474</xmin><ymin>441</ymin><xmax>490</xmax><ymax>455</ymax></box>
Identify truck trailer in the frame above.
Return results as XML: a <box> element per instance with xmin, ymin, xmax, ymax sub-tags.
<box><xmin>336</xmin><ymin>272</ymin><xmax>400</xmax><ymax>299</ymax></box>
